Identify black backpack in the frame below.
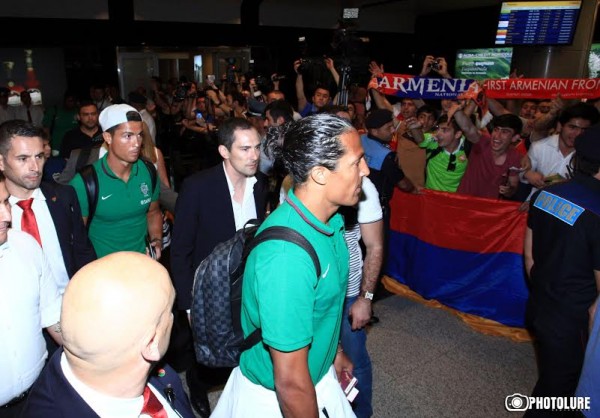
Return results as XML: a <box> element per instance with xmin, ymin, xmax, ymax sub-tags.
<box><xmin>190</xmin><ymin>220</ymin><xmax>321</xmax><ymax>368</ymax></box>
<box><xmin>79</xmin><ymin>158</ymin><xmax>157</xmax><ymax>229</ymax></box>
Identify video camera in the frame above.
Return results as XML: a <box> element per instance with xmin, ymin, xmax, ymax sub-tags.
<box><xmin>297</xmin><ymin>57</ymin><xmax>329</xmax><ymax>76</ymax></box>
<box><xmin>173</xmin><ymin>82</ymin><xmax>196</xmax><ymax>102</ymax></box>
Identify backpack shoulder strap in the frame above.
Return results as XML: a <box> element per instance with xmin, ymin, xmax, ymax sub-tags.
<box><xmin>140</xmin><ymin>157</ymin><xmax>158</xmax><ymax>193</ymax></box>
<box><xmin>239</xmin><ymin>226</ymin><xmax>322</xmax><ymax>353</ymax></box>
<box><xmin>78</xmin><ymin>164</ymin><xmax>98</xmax><ymax>230</ymax></box>
<box><xmin>75</xmin><ymin>146</ymin><xmax>93</xmax><ymax>172</ymax></box>
<box><xmin>245</xmin><ymin>226</ymin><xmax>321</xmax><ymax>277</ymax></box>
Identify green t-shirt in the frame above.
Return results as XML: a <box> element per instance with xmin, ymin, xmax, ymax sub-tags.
<box><xmin>42</xmin><ymin>107</ymin><xmax>78</xmax><ymax>151</ymax></box>
<box><xmin>419</xmin><ymin>133</ymin><xmax>468</xmax><ymax>192</ymax></box>
<box><xmin>239</xmin><ymin>189</ymin><xmax>349</xmax><ymax>389</ymax></box>
<box><xmin>69</xmin><ymin>155</ymin><xmax>160</xmax><ymax>258</ymax></box>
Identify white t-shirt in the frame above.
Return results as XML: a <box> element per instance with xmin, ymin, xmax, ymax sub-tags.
<box><xmin>345</xmin><ymin>176</ymin><xmax>383</xmax><ymax>297</ymax></box>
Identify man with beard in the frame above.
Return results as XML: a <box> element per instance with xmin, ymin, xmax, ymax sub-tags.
<box><xmin>59</xmin><ymin>101</ymin><xmax>102</xmax><ymax>159</ymax></box>
<box><xmin>0</xmin><ymin>120</ymin><xmax>95</xmax><ymax>294</ymax></box>
<box><xmin>212</xmin><ymin>113</ymin><xmax>367</xmax><ymax>418</ymax></box>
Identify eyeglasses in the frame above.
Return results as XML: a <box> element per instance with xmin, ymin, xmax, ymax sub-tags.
<box><xmin>447</xmin><ymin>153</ymin><xmax>456</xmax><ymax>172</ymax></box>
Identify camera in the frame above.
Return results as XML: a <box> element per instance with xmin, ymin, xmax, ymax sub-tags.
<box><xmin>429</xmin><ymin>59</ymin><xmax>442</xmax><ymax>72</ymax></box>
<box><xmin>505</xmin><ymin>394</ymin><xmax>530</xmax><ymax>412</ymax></box>
<box><xmin>271</xmin><ymin>74</ymin><xmax>286</xmax><ymax>82</ymax></box>
<box><xmin>173</xmin><ymin>82</ymin><xmax>192</xmax><ymax>102</ymax></box>
<box><xmin>297</xmin><ymin>58</ymin><xmax>313</xmax><ymax>75</ymax></box>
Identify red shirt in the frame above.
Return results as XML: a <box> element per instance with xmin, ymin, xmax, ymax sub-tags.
<box><xmin>457</xmin><ymin>132</ymin><xmax>522</xmax><ymax>199</ymax></box>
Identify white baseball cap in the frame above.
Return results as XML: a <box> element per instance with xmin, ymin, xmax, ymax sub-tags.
<box><xmin>99</xmin><ymin>104</ymin><xmax>141</xmax><ymax>131</ymax></box>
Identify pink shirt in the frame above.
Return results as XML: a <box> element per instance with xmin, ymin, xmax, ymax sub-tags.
<box><xmin>457</xmin><ymin>133</ymin><xmax>521</xmax><ymax>199</ymax></box>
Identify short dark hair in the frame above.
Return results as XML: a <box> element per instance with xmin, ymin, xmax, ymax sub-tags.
<box><xmin>78</xmin><ymin>100</ymin><xmax>98</xmax><ymax>113</ymax></box>
<box><xmin>558</xmin><ymin>102</ymin><xmax>600</xmax><ymax>126</ymax></box>
<box><xmin>275</xmin><ymin>113</ymin><xmax>354</xmax><ymax>185</ymax></box>
<box><xmin>493</xmin><ymin>113</ymin><xmax>523</xmax><ymax>135</ymax></box>
<box><xmin>229</xmin><ymin>91</ymin><xmax>247</xmax><ymax>108</ymax></box>
<box><xmin>312</xmin><ymin>86</ymin><xmax>331</xmax><ymax>96</ymax></box>
<box><xmin>435</xmin><ymin>114</ymin><xmax>461</xmax><ymax>132</ymax></box>
<box><xmin>0</xmin><ymin>120</ymin><xmax>45</xmax><ymax>157</ymax></box>
<box><xmin>417</xmin><ymin>105</ymin><xmax>438</xmax><ymax>119</ymax></box>
<box><xmin>265</xmin><ymin>99</ymin><xmax>294</xmax><ymax>123</ymax></box>
<box><xmin>218</xmin><ymin>118</ymin><xmax>255</xmax><ymax>150</ymax></box>
<box><xmin>570</xmin><ymin>153</ymin><xmax>600</xmax><ymax>178</ymax></box>
<box><xmin>319</xmin><ymin>105</ymin><xmax>349</xmax><ymax>115</ymax></box>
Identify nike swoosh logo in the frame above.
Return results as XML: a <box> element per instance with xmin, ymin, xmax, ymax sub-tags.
<box><xmin>321</xmin><ymin>264</ymin><xmax>330</xmax><ymax>279</ymax></box>
<box><xmin>101</xmin><ymin>194</ymin><xmax>113</xmax><ymax>200</ymax></box>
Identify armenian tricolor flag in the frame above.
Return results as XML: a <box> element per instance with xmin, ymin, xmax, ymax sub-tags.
<box><xmin>386</xmin><ymin>189</ymin><xmax>529</xmax><ymax>327</ymax></box>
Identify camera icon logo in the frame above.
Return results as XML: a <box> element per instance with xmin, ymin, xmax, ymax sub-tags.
<box><xmin>505</xmin><ymin>393</ymin><xmax>530</xmax><ymax>411</ymax></box>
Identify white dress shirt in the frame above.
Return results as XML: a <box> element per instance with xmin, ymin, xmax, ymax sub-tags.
<box><xmin>10</xmin><ymin>188</ymin><xmax>70</xmax><ymax>294</ymax></box>
<box><xmin>524</xmin><ymin>134</ymin><xmax>574</xmax><ymax>200</ymax></box>
<box><xmin>0</xmin><ymin>230</ymin><xmax>62</xmax><ymax>405</ymax></box>
<box><xmin>223</xmin><ymin>163</ymin><xmax>258</xmax><ymax>231</ymax></box>
<box><xmin>60</xmin><ymin>353</ymin><xmax>179</xmax><ymax>418</ymax></box>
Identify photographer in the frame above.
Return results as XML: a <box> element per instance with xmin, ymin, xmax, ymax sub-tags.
<box><xmin>294</xmin><ymin>57</ymin><xmax>339</xmax><ymax>117</ymax></box>
<box><xmin>419</xmin><ymin>55</ymin><xmax>451</xmax><ymax>79</ymax></box>
<box><xmin>203</xmin><ymin>76</ymin><xmax>229</xmax><ymax>118</ymax></box>
<box><xmin>181</xmin><ymin>93</ymin><xmax>216</xmax><ymax>136</ymax></box>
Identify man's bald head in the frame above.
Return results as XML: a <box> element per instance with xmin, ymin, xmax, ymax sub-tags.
<box><xmin>61</xmin><ymin>252</ymin><xmax>175</xmax><ymax>371</ymax></box>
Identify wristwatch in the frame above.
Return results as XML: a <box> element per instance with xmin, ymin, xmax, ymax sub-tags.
<box><xmin>362</xmin><ymin>290</ymin><xmax>374</xmax><ymax>301</ymax></box>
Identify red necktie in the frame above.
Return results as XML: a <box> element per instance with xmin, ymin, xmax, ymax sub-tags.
<box><xmin>140</xmin><ymin>385</ymin><xmax>168</xmax><ymax>418</ymax></box>
<box><xmin>16</xmin><ymin>198</ymin><xmax>42</xmax><ymax>247</ymax></box>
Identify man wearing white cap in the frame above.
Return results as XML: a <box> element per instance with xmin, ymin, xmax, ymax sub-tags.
<box><xmin>69</xmin><ymin>104</ymin><xmax>162</xmax><ymax>259</ymax></box>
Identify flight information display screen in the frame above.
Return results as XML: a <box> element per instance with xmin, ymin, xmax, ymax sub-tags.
<box><xmin>495</xmin><ymin>1</ymin><xmax>581</xmax><ymax>45</ymax></box>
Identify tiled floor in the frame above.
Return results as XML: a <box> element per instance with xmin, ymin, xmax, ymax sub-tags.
<box><xmin>187</xmin><ymin>294</ymin><xmax>537</xmax><ymax>417</ymax></box>
<box><xmin>366</xmin><ymin>296</ymin><xmax>536</xmax><ymax>417</ymax></box>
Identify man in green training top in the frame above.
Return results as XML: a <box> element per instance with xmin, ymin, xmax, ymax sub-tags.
<box><xmin>69</xmin><ymin>104</ymin><xmax>162</xmax><ymax>259</ymax></box>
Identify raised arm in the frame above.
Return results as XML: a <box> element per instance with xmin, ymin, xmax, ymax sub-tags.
<box><xmin>531</xmin><ymin>95</ymin><xmax>564</xmax><ymax>132</ymax></box>
<box><xmin>451</xmin><ymin>101</ymin><xmax>482</xmax><ymax>144</ymax></box>
<box><xmin>325</xmin><ymin>57</ymin><xmax>340</xmax><ymax>87</ymax></box>
<box><xmin>294</xmin><ymin>60</ymin><xmax>308</xmax><ymax>112</ymax></box>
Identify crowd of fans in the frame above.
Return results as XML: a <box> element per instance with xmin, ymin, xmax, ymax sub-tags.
<box><xmin>1</xmin><ymin>52</ymin><xmax>600</xmax><ymax>418</ymax></box>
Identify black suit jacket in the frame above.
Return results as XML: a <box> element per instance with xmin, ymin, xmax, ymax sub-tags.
<box><xmin>170</xmin><ymin>163</ymin><xmax>269</xmax><ymax>310</ymax></box>
<box><xmin>40</xmin><ymin>181</ymin><xmax>96</xmax><ymax>278</ymax></box>
<box><xmin>21</xmin><ymin>349</ymin><xmax>195</xmax><ymax>418</ymax></box>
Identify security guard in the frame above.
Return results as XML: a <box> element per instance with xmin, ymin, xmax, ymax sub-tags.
<box><xmin>524</xmin><ymin>123</ymin><xmax>600</xmax><ymax>413</ymax></box>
